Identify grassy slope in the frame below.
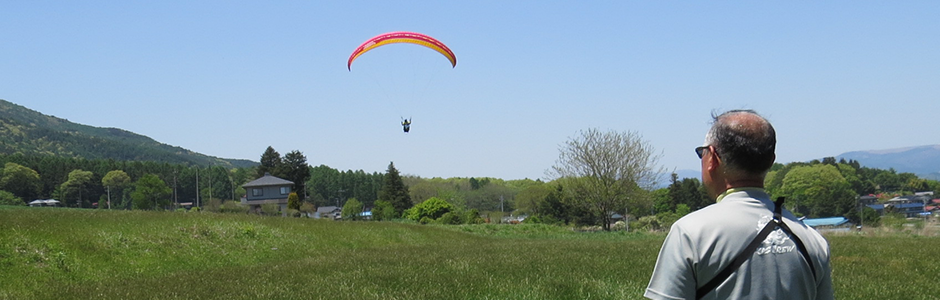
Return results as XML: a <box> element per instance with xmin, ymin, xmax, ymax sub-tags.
<box><xmin>1</xmin><ymin>207</ymin><xmax>937</xmax><ymax>300</ymax></box>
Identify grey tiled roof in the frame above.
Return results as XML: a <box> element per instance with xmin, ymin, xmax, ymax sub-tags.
<box><xmin>242</xmin><ymin>174</ymin><xmax>294</xmax><ymax>187</ymax></box>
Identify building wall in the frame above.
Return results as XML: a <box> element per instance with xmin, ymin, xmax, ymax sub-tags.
<box><xmin>245</xmin><ymin>185</ymin><xmax>291</xmax><ymax>201</ymax></box>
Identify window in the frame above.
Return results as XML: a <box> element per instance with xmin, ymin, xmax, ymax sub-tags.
<box><xmin>252</xmin><ymin>188</ymin><xmax>263</xmax><ymax>197</ymax></box>
<box><xmin>280</xmin><ymin>186</ymin><xmax>289</xmax><ymax>195</ymax></box>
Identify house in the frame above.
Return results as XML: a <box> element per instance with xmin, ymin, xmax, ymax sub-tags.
<box><xmin>241</xmin><ymin>173</ymin><xmax>293</xmax><ymax>216</ymax></box>
<box><xmin>315</xmin><ymin>206</ymin><xmax>342</xmax><ymax>219</ymax></box>
<box><xmin>887</xmin><ymin>194</ymin><xmax>930</xmax><ymax>218</ymax></box>
<box><xmin>803</xmin><ymin>217</ymin><xmax>852</xmax><ymax>232</ymax></box>
<box><xmin>28</xmin><ymin>199</ymin><xmax>61</xmax><ymax>207</ymax></box>
<box><xmin>858</xmin><ymin>195</ymin><xmax>879</xmax><ymax>206</ymax></box>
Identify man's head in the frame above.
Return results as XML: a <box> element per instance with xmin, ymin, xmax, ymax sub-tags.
<box><xmin>699</xmin><ymin>109</ymin><xmax>776</xmax><ymax>197</ymax></box>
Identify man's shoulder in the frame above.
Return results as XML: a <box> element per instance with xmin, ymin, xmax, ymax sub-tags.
<box><xmin>671</xmin><ymin>198</ymin><xmax>768</xmax><ymax>237</ymax></box>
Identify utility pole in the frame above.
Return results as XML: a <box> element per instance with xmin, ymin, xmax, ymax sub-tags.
<box><xmin>173</xmin><ymin>170</ymin><xmax>178</xmax><ymax>208</ymax></box>
<box><xmin>208</xmin><ymin>165</ymin><xmax>212</xmax><ymax>202</ymax></box>
<box><xmin>195</xmin><ymin>167</ymin><xmax>200</xmax><ymax>208</ymax></box>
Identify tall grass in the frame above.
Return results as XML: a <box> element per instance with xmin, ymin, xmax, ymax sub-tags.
<box><xmin>1</xmin><ymin>207</ymin><xmax>937</xmax><ymax>299</ymax></box>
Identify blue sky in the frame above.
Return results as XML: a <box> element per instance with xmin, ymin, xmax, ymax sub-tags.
<box><xmin>2</xmin><ymin>1</ymin><xmax>938</xmax><ymax>180</ymax></box>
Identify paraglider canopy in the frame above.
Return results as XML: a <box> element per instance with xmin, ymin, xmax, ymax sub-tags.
<box><xmin>347</xmin><ymin>31</ymin><xmax>457</xmax><ymax>71</ymax></box>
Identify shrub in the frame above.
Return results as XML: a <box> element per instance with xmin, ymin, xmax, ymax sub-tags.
<box><xmin>463</xmin><ymin>209</ymin><xmax>485</xmax><ymax>224</ymax></box>
<box><xmin>287</xmin><ymin>192</ymin><xmax>300</xmax><ymax>210</ymax></box>
<box><xmin>523</xmin><ymin>215</ymin><xmax>542</xmax><ymax>224</ymax></box>
<box><xmin>203</xmin><ymin>198</ymin><xmax>223</xmax><ymax>213</ymax></box>
<box><xmin>881</xmin><ymin>213</ymin><xmax>906</xmax><ymax>230</ymax></box>
<box><xmin>221</xmin><ymin>201</ymin><xmax>248</xmax><ymax>214</ymax></box>
<box><xmin>261</xmin><ymin>204</ymin><xmax>280</xmax><ymax>216</ymax></box>
<box><xmin>372</xmin><ymin>200</ymin><xmax>397</xmax><ymax>221</ymax></box>
<box><xmin>300</xmin><ymin>202</ymin><xmax>315</xmax><ymax>214</ymax></box>
<box><xmin>342</xmin><ymin>198</ymin><xmax>363</xmax><ymax>221</ymax></box>
<box><xmin>634</xmin><ymin>215</ymin><xmax>663</xmax><ymax>231</ymax></box>
<box><xmin>438</xmin><ymin>212</ymin><xmax>462</xmax><ymax>225</ymax></box>
<box><xmin>611</xmin><ymin>220</ymin><xmax>628</xmax><ymax>231</ymax></box>
<box><xmin>405</xmin><ymin>197</ymin><xmax>453</xmax><ymax>222</ymax></box>
<box><xmin>0</xmin><ymin>190</ymin><xmax>24</xmax><ymax>206</ymax></box>
<box><xmin>288</xmin><ymin>209</ymin><xmax>302</xmax><ymax>218</ymax></box>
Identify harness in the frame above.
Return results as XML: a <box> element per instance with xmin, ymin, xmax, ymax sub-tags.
<box><xmin>695</xmin><ymin>197</ymin><xmax>817</xmax><ymax>299</ymax></box>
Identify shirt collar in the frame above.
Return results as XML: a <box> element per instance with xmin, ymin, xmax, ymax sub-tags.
<box><xmin>715</xmin><ymin>187</ymin><xmax>767</xmax><ymax>203</ymax></box>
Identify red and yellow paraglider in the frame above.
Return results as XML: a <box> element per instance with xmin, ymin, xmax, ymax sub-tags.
<box><xmin>347</xmin><ymin>31</ymin><xmax>456</xmax><ymax>71</ymax></box>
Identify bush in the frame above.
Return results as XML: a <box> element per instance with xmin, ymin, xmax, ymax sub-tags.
<box><xmin>405</xmin><ymin>197</ymin><xmax>453</xmax><ymax>222</ymax></box>
<box><xmin>203</xmin><ymin>198</ymin><xmax>223</xmax><ymax>213</ymax></box>
<box><xmin>523</xmin><ymin>215</ymin><xmax>542</xmax><ymax>224</ymax></box>
<box><xmin>372</xmin><ymin>200</ymin><xmax>397</xmax><ymax>221</ymax></box>
<box><xmin>0</xmin><ymin>190</ymin><xmax>24</xmax><ymax>206</ymax></box>
<box><xmin>881</xmin><ymin>213</ymin><xmax>906</xmax><ymax>230</ymax></box>
<box><xmin>438</xmin><ymin>212</ymin><xmax>462</xmax><ymax>225</ymax></box>
<box><xmin>633</xmin><ymin>215</ymin><xmax>663</xmax><ymax>232</ymax></box>
<box><xmin>342</xmin><ymin>198</ymin><xmax>363</xmax><ymax>221</ymax></box>
<box><xmin>221</xmin><ymin>201</ymin><xmax>248</xmax><ymax>214</ymax></box>
<box><xmin>611</xmin><ymin>220</ymin><xmax>628</xmax><ymax>231</ymax></box>
<box><xmin>463</xmin><ymin>209</ymin><xmax>485</xmax><ymax>224</ymax></box>
<box><xmin>261</xmin><ymin>204</ymin><xmax>280</xmax><ymax>216</ymax></box>
<box><xmin>288</xmin><ymin>209</ymin><xmax>302</xmax><ymax>218</ymax></box>
<box><xmin>300</xmin><ymin>202</ymin><xmax>315</xmax><ymax>214</ymax></box>
<box><xmin>287</xmin><ymin>192</ymin><xmax>300</xmax><ymax>210</ymax></box>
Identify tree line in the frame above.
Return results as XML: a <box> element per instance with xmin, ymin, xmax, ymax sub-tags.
<box><xmin>2</xmin><ymin>137</ymin><xmax>938</xmax><ymax>230</ymax></box>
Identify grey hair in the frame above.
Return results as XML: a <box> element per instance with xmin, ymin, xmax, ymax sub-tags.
<box><xmin>705</xmin><ymin>109</ymin><xmax>776</xmax><ymax>176</ymax></box>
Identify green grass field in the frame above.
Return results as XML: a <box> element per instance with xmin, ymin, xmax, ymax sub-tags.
<box><xmin>1</xmin><ymin>207</ymin><xmax>937</xmax><ymax>299</ymax></box>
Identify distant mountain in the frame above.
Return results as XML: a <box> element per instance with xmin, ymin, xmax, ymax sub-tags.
<box><xmin>836</xmin><ymin>145</ymin><xmax>940</xmax><ymax>180</ymax></box>
<box><xmin>0</xmin><ymin>99</ymin><xmax>257</xmax><ymax>168</ymax></box>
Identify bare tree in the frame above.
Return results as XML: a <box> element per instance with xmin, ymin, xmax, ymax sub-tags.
<box><xmin>550</xmin><ymin>128</ymin><xmax>665</xmax><ymax>230</ymax></box>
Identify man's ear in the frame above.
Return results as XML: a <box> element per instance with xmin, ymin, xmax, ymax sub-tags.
<box><xmin>705</xmin><ymin>147</ymin><xmax>721</xmax><ymax>173</ymax></box>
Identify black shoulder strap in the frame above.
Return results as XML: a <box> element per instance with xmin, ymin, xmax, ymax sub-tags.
<box><xmin>695</xmin><ymin>197</ymin><xmax>817</xmax><ymax>299</ymax></box>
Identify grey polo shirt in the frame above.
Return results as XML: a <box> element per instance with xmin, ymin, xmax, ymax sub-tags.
<box><xmin>645</xmin><ymin>188</ymin><xmax>833</xmax><ymax>300</ymax></box>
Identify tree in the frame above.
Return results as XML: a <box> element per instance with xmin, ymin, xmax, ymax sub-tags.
<box><xmin>257</xmin><ymin>146</ymin><xmax>282</xmax><ymax>178</ymax></box>
<box><xmin>1</xmin><ymin>162</ymin><xmax>42</xmax><ymax>201</ymax></box>
<box><xmin>550</xmin><ymin>128</ymin><xmax>665</xmax><ymax>231</ymax></box>
<box><xmin>514</xmin><ymin>184</ymin><xmax>552</xmax><ymax>215</ymax></box>
<box><xmin>377</xmin><ymin>162</ymin><xmax>411</xmax><ymax>216</ymax></box>
<box><xmin>341</xmin><ymin>197</ymin><xmax>363</xmax><ymax>220</ymax></box>
<box><xmin>101</xmin><ymin>170</ymin><xmax>132</xmax><ymax>209</ymax></box>
<box><xmin>131</xmin><ymin>174</ymin><xmax>171</xmax><ymax>210</ymax></box>
<box><xmin>282</xmin><ymin>151</ymin><xmax>311</xmax><ymax>199</ymax></box>
<box><xmin>667</xmin><ymin>174</ymin><xmax>710</xmax><ymax>211</ymax></box>
<box><xmin>372</xmin><ymin>200</ymin><xmax>397</xmax><ymax>221</ymax></box>
<box><xmin>537</xmin><ymin>185</ymin><xmax>571</xmax><ymax>225</ymax></box>
<box><xmin>781</xmin><ymin>164</ymin><xmax>856</xmax><ymax>218</ymax></box>
<box><xmin>287</xmin><ymin>192</ymin><xmax>301</xmax><ymax>210</ymax></box>
<box><xmin>60</xmin><ymin>169</ymin><xmax>95</xmax><ymax>208</ymax></box>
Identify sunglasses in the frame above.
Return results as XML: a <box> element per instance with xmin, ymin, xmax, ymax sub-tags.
<box><xmin>695</xmin><ymin>145</ymin><xmax>710</xmax><ymax>159</ymax></box>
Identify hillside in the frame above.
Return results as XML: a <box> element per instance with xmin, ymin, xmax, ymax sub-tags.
<box><xmin>0</xmin><ymin>99</ymin><xmax>256</xmax><ymax>168</ymax></box>
<box><xmin>837</xmin><ymin>145</ymin><xmax>940</xmax><ymax>180</ymax></box>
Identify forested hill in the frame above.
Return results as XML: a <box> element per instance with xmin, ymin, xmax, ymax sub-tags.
<box><xmin>0</xmin><ymin>99</ymin><xmax>257</xmax><ymax>168</ymax></box>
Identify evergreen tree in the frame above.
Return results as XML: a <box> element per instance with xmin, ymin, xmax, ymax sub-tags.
<box><xmin>287</xmin><ymin>192</ymin><xmax>301</xmax><ymax>210</ymax></box>
<box><xmin>282</xmin><ymin>150</ymin><xmax>310</xmax><ymax>198</ymax></box>
<box><xmin>257</xmin><ymin>146</ymin><xmax>282</xmax><ymax>178</ymax></box>
<box><xmin>377</xmin><ymin>162</ymin><xmax>411</xmax><ymax>216</ymax></box>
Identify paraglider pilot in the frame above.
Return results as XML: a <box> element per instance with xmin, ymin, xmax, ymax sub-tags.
<box><xmin>401</xmin><ymin>118</ymin><xmax>411</xmax><ymax>133</ymax></box>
